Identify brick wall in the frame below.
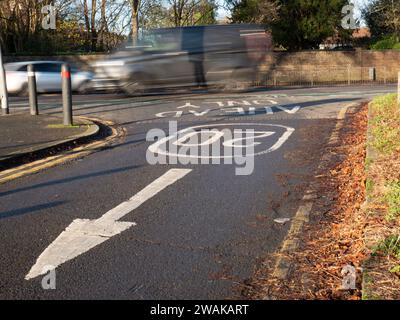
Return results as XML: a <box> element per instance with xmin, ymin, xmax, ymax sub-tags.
<box><xmin>259</xmin><ymin>50</ymin><xmax>400</xmax><ymax>83</ymax></box>
<box><xmin>261</xmin><ymin>50</ymin><xmax>400</xmax><ymax>68</ymax></box>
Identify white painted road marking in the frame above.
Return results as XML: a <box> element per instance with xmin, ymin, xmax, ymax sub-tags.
<box><xmin>25</xmin><ymin>168</ymin><xmax>192</xmax><ymax>280</ymax></box>
<box><xmin>155</xmin><ymin>105</ymin><xmax>300</xmax><ymax>118</ymax></box>
<box><xmin>148</xmin><ymin>123</ymin><xmax>295</xmax><ymax>159</ymax></box>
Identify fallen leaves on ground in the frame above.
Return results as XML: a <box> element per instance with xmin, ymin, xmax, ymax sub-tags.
<box><xmin>245</xmin><ymin>104</ymin><xmax>369</xmax><ymax>300</ymax></box>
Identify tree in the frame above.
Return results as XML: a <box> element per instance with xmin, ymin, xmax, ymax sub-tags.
<box><xmin>82</xmin><ymin>0</ymin><xmax>91</xmax><ymax>49</ymax></box>
<box><xmin>227</xmin><ymin>0</ymin><xmax>279</xmax><ymax>24</ymax></box>
<box><xmin>363</xmin><ymin>0</ymin><xmax>400</xmax><ymax>39</ymax></box>
<box><xmin>0</xmin><ymin>0</ymin><xmax>129</xmax><ymax>54</ymax></box>
<box><xmin>0</xmin><ymin>0</ymin><xmax>55</xmax><ymax>53</ymax></box>
<box><xmin>90</xmin><ymin>0</ymin><xmax>98</xmax><ymax>50</ymax></box>
<box><xmin>140</xmin><ymin>0</ymin><xmax>171</xmax><ymax>29</ymax></box>
<box><xmin>271</xmin><ymin>0</ymin><xmax>350</xmax><ymax>50</ymax></box>
<box><xmin>0</xmin><ymin>0</ymin><xmax>220</xmax><ymax>54</ymax></box>
<box><xmin>98</xmin><ymin>0</ymin><xmax>108</xmax><ymax>50</ymax></box>
<box><xmin>167</xmin><ymin>0</ymin><xmax>218</xmax><ymax>27</ymax></box>
<box><xmin>129</xmin><ymin>0</ymin><xmax>140</xmax><ymax>43</ymax></box>
<box><xmin>228</xmin><ymin>0</ymin><xmax>351</xmax><ymax>50</ymax></box>
<box><xmin>192</xmin><ymin>0</ymin><xmax>217</xmax><ymax>25</ymax></box>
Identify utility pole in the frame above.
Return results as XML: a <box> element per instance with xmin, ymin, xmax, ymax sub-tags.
<box><xmin>0</xmin><ymin>43</ymin><xmax>9</xmax><ymax>115</ymax></box>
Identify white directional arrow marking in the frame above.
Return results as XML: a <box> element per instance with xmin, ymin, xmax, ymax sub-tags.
<box><xmin>25</xmin><ymin>168</ymin><xmax>192</xmax><ymax>280</ymax></box>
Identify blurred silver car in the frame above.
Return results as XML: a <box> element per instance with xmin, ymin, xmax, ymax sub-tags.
<box><xmin>4</xmin><ymin>61</ymin><xmax>93</xmax><ymax>95</ymax></box>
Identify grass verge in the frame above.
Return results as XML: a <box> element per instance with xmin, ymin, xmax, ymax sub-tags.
<box><xmin>362</xmin><ymin>94</ymin><xmax>400</xmax><ymax>299</ymax></box>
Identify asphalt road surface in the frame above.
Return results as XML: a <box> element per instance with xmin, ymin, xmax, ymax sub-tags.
<box><xmin>0</xmin><ymin>85</ymin><xmax>395</xmax><ymax>299</ymax></box>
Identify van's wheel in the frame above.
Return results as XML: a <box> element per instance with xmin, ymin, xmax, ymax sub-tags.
<box><xmin>77</xmin><ymin>81</ymin><xmax>91</xmax><ymax>94</ymax></box>
<box><xmin>222</xmin><ymin>70</ymin><xmax>251</xmax><ymax>93</ymax></box>
<box><xmin>222</xmin><ymin>79</ymin><xmax>249</xmax><ymax>93</ymax></box>
<box><xmin>122</xmin><ymin>74</ymin><xmax>146</xmax><ymax>96</ymax></box>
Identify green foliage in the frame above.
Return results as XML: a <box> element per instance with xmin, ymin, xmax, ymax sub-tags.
<box><xmin>370</xmin><ymin>94</ymin><xmax>400</xmax><ymax>155</ymax></box>
<box><xmin>365</xmin><ymin>157</ymin><xmax>373</xmax><ymax>172</ymax></box>
<box><xmin>230</xmin><ymin>0</ymin><xmax>260</xmax><ymax>23</ymax></box>
<box><xmin>366</xmin><ymin>178</ymin><xmax>374</xmax><ymax>194</ymax></box>
<box><xmin>271</xmin><ymin>0</ymin><xmax>350</xmax><ymax>50</ymax></box>
<box><xmin>228</xmin><ymin>0</ymin><xmax>350</xmax><ymax>50</ymax></box>
<box><xmin>389</xmin><ymin>265</ymin><xmax>400</xmax><ymax>273</ymax></box>
<box><xmin>193</xmin><ymin>0</ymin><xmax>218</xmax><ymax>25</ymax></box>
<box><xmin>140</xmin><ymin>2</ymin><xmax>171</xmax><ymax>29</ymax></box>
<box><xmin>373</xmin><ymin>235</ymin><xmax>400</xmax><ymax>259</ymax></box>
<box><xmin>385</xmin><ymin>181</ymin><xmax>400</xmax><ymax>220</ymax></box>
<box><xmin>370</xmin><ymin>35</ymin><xmax>400</xmax><ymax>49</ymax></box>
<box><xmin>370</xmin><ymin>94</ymin><xmax>400</xmax><ymax>221</ymax></box>
<box><xmin>372</xmin><ymin>93</ymin><xmax>397</xmax><ymax>111</ymax></box>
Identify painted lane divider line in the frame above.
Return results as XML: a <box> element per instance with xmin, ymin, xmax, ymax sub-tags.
<box><xmin>25</xmin><ymin>168</ymin><xmax>192</xmax><ymax>280</ymax></box>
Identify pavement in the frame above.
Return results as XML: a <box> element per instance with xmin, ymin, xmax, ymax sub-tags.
<box><xmin>0</xmin><ymin>85</ymin><xmax>396</xmax><ymax>299</ymax></box>
<box><xmin>0</xmin><ymin>113</ymin><xmax>99</xmax><ymax>164</ymax></box>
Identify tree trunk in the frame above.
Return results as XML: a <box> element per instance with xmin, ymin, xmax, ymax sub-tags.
<box><xmin>83</xmin><ymin>0</ymin><xmax>91</xmax><ymax>51</ymax></box>
<box><xmin>130</xmin><ymin>0</ymin><xmax>140</xmax><ymax>45</ymax></box>
<box><xmin>91</xmin><ymin>0</ymin><xmax>97</xmax><ymax>51</ymax></box>
<box><xmin>99</xmin><ymin>0</ymin><xmax>107</xmax><ymax>51</ymax></box>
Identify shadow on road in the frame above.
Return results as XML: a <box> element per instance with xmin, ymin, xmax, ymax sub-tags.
<box><xmin>0</xmin><ymin>165</ymin><xmax>140</xmax><ymax>198</ymax></box>
<box><xmin>0</xmin><ymin>201</ymin><xmax>66</xmax><ymax>219</ymax></box>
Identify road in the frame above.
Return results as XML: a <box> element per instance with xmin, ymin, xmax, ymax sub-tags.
<box><xmin>0</xmin><ymin>85</ymin><xmax>395</xmax><ymax>299</ymax></box>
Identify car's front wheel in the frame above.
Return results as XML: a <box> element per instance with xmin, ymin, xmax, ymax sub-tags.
<box><xmin>17</xmin><ymin>84</ymin><xmax>29</xmax><ymax>97</ymax></box>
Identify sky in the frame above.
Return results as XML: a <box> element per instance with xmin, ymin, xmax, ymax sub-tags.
<box><xmin>216</xmin><ymin>1</ymin><xmax>230</xmax><ymax>20</ymax></box>
<box><xmin>352</xmin><ymin>0</ymin><xmax>371</xmax><ymax>22</ymax></box>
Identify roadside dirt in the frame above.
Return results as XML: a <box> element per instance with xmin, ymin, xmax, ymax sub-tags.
<box><xmin>244</xmin><ymin>103</ymin><xmax>368</xmax><ymax>299</ymax></box>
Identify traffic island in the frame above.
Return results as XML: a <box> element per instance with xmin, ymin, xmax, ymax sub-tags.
<box><xmin>0</xmin><ymin>113</ymin><xmax>99</xmax><ymax>170</ymax></box>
